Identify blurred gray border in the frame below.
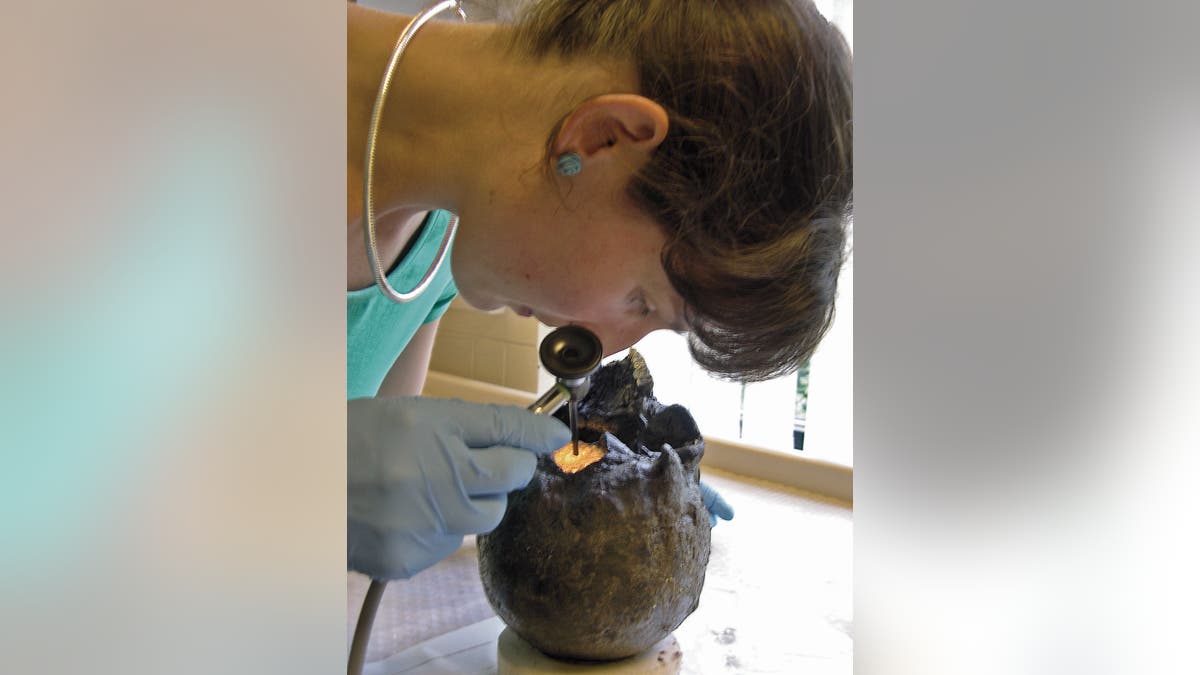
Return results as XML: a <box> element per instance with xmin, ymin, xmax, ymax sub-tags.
<box><xmin>857</xmin><ymin>1</ymin><xmax>1200</xmax><ymax>672</ymax></box>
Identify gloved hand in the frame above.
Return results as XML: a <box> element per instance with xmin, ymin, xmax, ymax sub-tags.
<box><xmin>701</xmin><ymin>481</ymin><xmax>734</xmax><ymax>527</ymax></box>
<box><xmin>348</xmin><ymin>396</ymin><xmax>570</xmax><ymax>580</ymax></box>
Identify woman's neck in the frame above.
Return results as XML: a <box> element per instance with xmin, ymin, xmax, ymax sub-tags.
<box><xmin>348</xmin><ymin>5</ymin><xmax>469</xmax><ymax>225</ymax></box>
<box><xmin>347</xmin><ymin>4</ymin><xmax>629</xmax><ymax>225</ymax></box>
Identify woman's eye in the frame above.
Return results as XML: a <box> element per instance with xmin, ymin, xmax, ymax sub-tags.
<box><xmin>636</xmin><ymin>294</ymin><xmax>653</xmax><ymax>318</ymax></box>
<box><xmin>629</xmin><ymin>290</ymin><xmax>653</xmax><ymax>318</ymax></box>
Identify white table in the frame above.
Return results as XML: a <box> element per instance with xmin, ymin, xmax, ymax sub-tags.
<box><xmin>348</xmin><ymin>467</ymin><xmax>852</xmax><ymax>674</ymax></box>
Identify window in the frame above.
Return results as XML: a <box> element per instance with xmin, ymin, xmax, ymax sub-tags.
<box><xmin>631</xmin><ymin>240</ymin><xmax>852</xmax><ymax>467</ymax></box>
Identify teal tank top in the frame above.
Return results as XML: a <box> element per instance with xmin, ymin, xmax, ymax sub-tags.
<box><xmin>347</xmin><ymin>210</ymin><xmax>457</xmax><ymax>399</ymax></box>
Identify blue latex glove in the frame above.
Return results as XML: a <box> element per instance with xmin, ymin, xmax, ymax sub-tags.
<box><xmin>701</xmin><ymin>481</ymin><xmax>734</xmax><ymax>527</ymax></box>
<box><xmin>348</xmin><ymin>397</ymin><xmax>570</xmax><ymax>580</ymax></box>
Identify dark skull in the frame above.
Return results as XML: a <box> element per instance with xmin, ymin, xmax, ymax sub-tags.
<box><xmin>477</xmin><ymin>351</ymin><xmax>711</xmax><ymax>661</ymax></box>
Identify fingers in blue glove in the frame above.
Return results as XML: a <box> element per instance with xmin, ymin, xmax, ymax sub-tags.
<box><xmin>456</xmin><ymin>445</ymin><xmax>540</xmax><ymax>497</ymax></box>
<box><xmin>348</xmin><ymin>397</ymin><xmax>571</xmax><ymax>580</ymax></box>
<box><xmin>700</xmin><ymin>480</ymin><xmax>734</xmax><ymax>528</ymax></box>
<box><xmin>442</xmin><ymin>399</ymin><xmax>572</xmax><ymax>454</ymax></box>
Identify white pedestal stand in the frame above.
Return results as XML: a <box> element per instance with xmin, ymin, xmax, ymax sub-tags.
<box><xmin>497</xmin><ymin>628</ymin><xmax>682</xmax><ymax>674</ymax></box>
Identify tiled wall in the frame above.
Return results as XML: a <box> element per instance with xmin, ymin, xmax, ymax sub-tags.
<box><xmin>429</xmin><ymin>297</ymin><xmax>545</xmax><ymax>393</ymax></box>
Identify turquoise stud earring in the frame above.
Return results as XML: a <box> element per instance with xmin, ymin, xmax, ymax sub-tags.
<box><xmin>555</xmin><ymin>152</ymin><xmax>582</xmax><ymax>176</ymax></box>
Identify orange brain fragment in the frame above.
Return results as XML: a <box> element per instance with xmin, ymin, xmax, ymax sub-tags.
<box><xmin>552</xmin><ymin>442</ymin><xmax>605</xmax><ymax>474</ymax></box>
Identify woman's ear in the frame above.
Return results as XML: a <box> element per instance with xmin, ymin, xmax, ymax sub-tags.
<box><xmin>553</xmin><ymin>94</ymin><xmax>669</xmax><ymax>161</ymax></box>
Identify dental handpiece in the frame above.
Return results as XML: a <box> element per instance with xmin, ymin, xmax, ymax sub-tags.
<box><xmin>529</xmin><ymin>326</ymin><xmax>603</xmax><ymax>455</ymax></box>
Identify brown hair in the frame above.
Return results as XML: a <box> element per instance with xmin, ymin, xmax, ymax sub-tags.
<box><xmin>504</xmin><ymin>0</ymin><xmax>853</xmax><ymax>382</ymax></box>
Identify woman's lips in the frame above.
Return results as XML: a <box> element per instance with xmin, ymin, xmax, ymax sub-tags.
<box><xmin>511</xmin><ymin>305</ymin><xmax>569</xmax><ymax>328</ymax></box>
